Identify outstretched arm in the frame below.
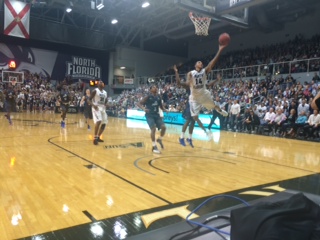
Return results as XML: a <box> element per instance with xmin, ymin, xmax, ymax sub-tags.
<box><xmin>207</xmin><ymin>73</ymin><xmax>222</xmax><ymax>88</ymax></box>
<box><xmin>205</xmin><ymin>45</ymin><xmax>226</xmax><ymax>74</ymax></box>
<box><xmin>174</xmin><ymin>65</ymin><xmax>189</xmax><ymax>89</ymax></box>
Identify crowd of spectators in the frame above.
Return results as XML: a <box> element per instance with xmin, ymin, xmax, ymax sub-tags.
<box><xmin>0</xmin><ymin>72</ymin><xmax>84</xmax><ymax>113</ymax></box>
<box><xmin>158</xmin><ymin>34</ymin><xmax>320</xmax><ymax>81</ymax></box>
<box><xmin>1</xmin><ymin>34</ymin><xmax>320</xmax><ymax>142</ymax></box>
<box><xmin>114</xmin><ymin>71</ymin><xmax>320</xmax><ymax>140</ymax></box>
<box><xmin>113</xmin><ymin>34</ymin><xmax>320</xmax><ymax>141</ymax></box>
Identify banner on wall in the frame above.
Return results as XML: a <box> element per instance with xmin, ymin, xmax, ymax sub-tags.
<box><xmin>0</xmin><ymin>43</ymin><xmax>104</xmax><ymax>81</ymax></box>
<box><xmin>4</xmin><ymin>0</ymin><xmax>30</xmax><ymax>39</ymax></box>
<box><xmin>66</xmin><ymin>56</ymin><xmax>101</xmax><ymax>80</ymax></box>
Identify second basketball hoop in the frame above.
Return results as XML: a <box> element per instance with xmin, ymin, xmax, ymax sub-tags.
<box><xmin>189</xmin><ymin>12</ymin><xmax>211</xmax><ymax>36</ymax></box>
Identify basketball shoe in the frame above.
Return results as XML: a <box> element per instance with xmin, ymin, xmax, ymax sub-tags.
<box><xmin>98</xmin><ymin>137</ymin><xmax>104</xmax><ymax>142</ymax></box>
<box><xmin>152</xmin><ymin>145</ymin><xmax>161</xmax><ymax>154</ymax></box>
<box><xmin>186</xmin><ymin>138</ymin><xmax>194</xmax><ymax>148</ymax></box>
<box><xmin>93</xmin><ymin>137</ymin><xmax>98</xmax><ymax>145</ymax></box>
<box><xmin>179</xmin><ymin>138</ymin><xmax>186</xmax><ymax>146</ymax></box>
<box><xmin>206</xmin><ymin>131</ymin><xmax>212</xmax><ymax>141</ymax></box>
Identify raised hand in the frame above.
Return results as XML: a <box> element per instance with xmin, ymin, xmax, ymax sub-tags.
<box><xmin>219</xmin><ymin>44</ymin><xmax>227</xmax><ymax>51</ymax></box>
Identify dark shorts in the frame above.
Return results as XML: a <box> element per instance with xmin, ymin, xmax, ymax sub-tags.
<box><xmin>182</xmin><ymin>102</ymin><xmax>193</xmax><ymax>121</ymax></box>
<box><xmin>146</xmin><ymin>114</ymin><xmax>164</xmax><ymax>130</ymax></box>
<box><xmin>5</xmin><ymin>101</ymin><xmax>16</xmax><ymax>112</ymax></box>
<box><xmin>60</xmin><ymin>104</ymin><xmax>69</xmax><ymax>113</ymax></box>
<box><xmin>84</xmin><ymin>107</ymin><xmax>93</xmax><ymax>119</ymax></box>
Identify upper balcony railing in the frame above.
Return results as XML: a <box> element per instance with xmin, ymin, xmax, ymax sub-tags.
<box><xmin>131</xmin><ymin>57</ymin><xmax>320</xmax><ymax>86</ymax></box>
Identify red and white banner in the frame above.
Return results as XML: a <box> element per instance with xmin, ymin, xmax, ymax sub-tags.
<box><xmin>4</xmin><ymin>0</ymin><xmax>30</xmax><ymax>39</ymax></box>
<box><xmin>124</xmin><ymin>78</ymin><xmax>134</xmax><ymax>84</ymax></box>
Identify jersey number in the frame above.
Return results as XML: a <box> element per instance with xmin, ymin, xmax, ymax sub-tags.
<box><xmin>99</xmin><ymin>95</ymin><xmax>105</xmax><ymax>104</ymax></box>
<box><xmin>195</xmin><ymin>77</ymin><xmax>202</xmax><ymax>85</ymax></box>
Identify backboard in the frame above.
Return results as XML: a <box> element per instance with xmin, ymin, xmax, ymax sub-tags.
<box><xmin>2</xmin><ymin>71</ymin><xmax>24</xmax><ymax>85</ymax></box>
<box><xmin>175</xmin><ymin>0</ymin><xmax>251</xmax><ymax>28</ymax></box>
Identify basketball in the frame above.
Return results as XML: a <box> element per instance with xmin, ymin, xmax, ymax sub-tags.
<box><xmin>219</xmin><ymin>33</ymin><xmax>230</xmax><ymax>46</ymax></box>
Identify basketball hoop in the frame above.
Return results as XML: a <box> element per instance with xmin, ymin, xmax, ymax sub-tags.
<box><xmin>189</xmin><ymin>12</ymin><xmax>211</xmax><ymax>36</ymax></box>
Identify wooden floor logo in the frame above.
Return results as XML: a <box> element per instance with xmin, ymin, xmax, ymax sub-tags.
<box><xmin>105</xmin><ymin>142</ymin><xmax>144</xmax><ymax>149</ymax></box>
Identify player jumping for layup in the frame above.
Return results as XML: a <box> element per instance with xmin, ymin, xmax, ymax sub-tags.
<box><xmin>175</xmin><ymin>64</ymin><xmax>225</xmax><ymax>144</ymax></box>
<box><xmin>185</xmin><ymin>44</ymin><xmax>228</xmax><ymax>139</ymax></box>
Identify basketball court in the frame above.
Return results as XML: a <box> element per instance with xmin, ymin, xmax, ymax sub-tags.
<box><xmin>1</xmin><ymin>112</ymin><xmax>319</xmax><ymax>240</ymax></box>
<box><xmin>1</xmin><ymin>0</ymin><xmax>319</xmax><ymax>239</ymax></box>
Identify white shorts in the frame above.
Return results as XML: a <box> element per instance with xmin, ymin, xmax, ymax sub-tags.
<box><xmin>190</xmin><ymin>90</ymin><xmax>216</xmax><ymax>116</ymax></box>
<box><xmin>92</xmin><ymin>106</ymin><xmax>108</xmax><ymax>124</ymax></box>
<box><xmin>189</xmin><ymin>101</ymin><xmax>202</xmax><ymax>117</ymax></box>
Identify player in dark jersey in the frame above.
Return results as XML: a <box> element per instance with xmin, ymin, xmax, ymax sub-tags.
<box><xmin>4</xmin><ymin>86</ymin><xmax>16</xmax><ymax>125</ymax></box>
<box><xmin>137</xmin><ymin>85</ymin><xmax>167</xmax><ymax>154</ymax></box>
<box><xmin>57</xmin><ymin>81</ymin><xmax>71</xmax><ymax>128</ymax></box>
<box><xmin>35</xmin><ymin>92</ymin><xmax>40</xmax><ymax>112</ymax></box>
<box><xmin>174</xmin><ymin>65</ymin><xmax>195</xmax><ymax>147</ymax></box>
<box><xmin>80</xmin><ymin>88</ymin><xmax>93</xmax><ymax>130</ymax></box>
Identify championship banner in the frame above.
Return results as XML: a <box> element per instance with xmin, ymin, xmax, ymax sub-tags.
<box><xmin>4</xmin><ymin>0</ymin><xmax>31</xmax><ymax>39</ymax></box>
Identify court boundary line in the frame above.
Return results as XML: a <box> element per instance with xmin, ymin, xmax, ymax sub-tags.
<box><xmin>48</xmin><ymin>136</ymin><xmax>173</xmax><ymax>205</ymax></box>
<box><xmin>147</xmin><ymin>155</ymin><xmax>236</xmax><ymax>174</ymax></box>
<box><xmin>134</xmin><ymin>156</ymin><xmax>156</xmax><ymax>175</ymax></box>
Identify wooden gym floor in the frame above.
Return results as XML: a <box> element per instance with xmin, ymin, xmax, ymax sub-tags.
<box><xmin>1</xmin><ymin>112</ymin><xmax>320</xmax><ymax>240</ymax></box>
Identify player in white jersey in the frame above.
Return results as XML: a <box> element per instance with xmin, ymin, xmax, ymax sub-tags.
<box><xmin>89</xmin><ymin>81</ymin><xmax>108</xmax><ymax>145</ymax></box>
<box><xmin>186</xmin><ymin>44</ymin><xmax>228</xmax><ymax>138</ymax></box>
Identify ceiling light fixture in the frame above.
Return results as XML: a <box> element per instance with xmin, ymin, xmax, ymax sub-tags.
<box><xmin>120</xmin><ymin>66</ymin><xmax>126</xmax><ymax>69</ymax></box>
<box><xmin>96</xmin><ymin>3</ymin><xmax>104</xmax><ymax>10</ymax></box>
<box><xmin>141</xmin><ymin>1</ymin><xmax>150</xmax><ymax>8</ymax></box>
<box><xmin>66</xmin><ymin>1</ymin><xmax>73</xmax><ymax>12</ymax></box>
<box><xmin>96</xmin><ymin>0</ymin><xmax>104</xmax><ymax>10</ymax></box>
<box><xmin>111</xmin><ymin>19</ymin><xmax>118</xmax><ymax>24</ymax></box>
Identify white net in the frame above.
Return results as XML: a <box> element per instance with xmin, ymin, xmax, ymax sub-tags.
<box><xmin>189</xmin><ymin>12</ymin><xmax>211</xmax><ymax>36</ymax></box>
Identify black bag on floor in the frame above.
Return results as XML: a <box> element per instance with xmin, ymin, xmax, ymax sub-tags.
<box><xmin>230</xmin><ymin>193</ymin><xmax>320</xmax><ymax>240</ymax></box>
